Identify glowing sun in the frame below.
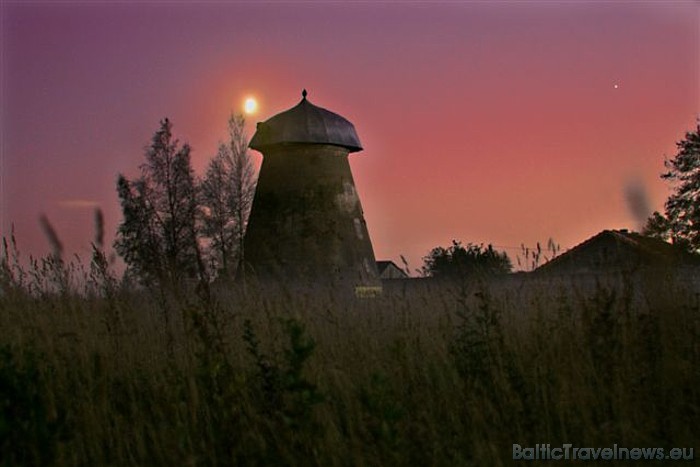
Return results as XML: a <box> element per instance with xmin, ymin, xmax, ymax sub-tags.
<box><xmin>244</xmin><ymin>97</ymin><xmax>258</xmax><ymax>114</ymax></box>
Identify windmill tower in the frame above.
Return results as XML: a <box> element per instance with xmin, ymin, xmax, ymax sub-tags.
<box><xmin>243</xmin><ymin>90</ymin><xmax>380</xmax><ymax>292</ymax></box>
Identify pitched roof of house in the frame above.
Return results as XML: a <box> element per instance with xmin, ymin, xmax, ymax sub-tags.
<box><xmin>376</xmin><ymin>260</ymin><xmax>408</xmax><ymax>278</ymax></box>
<box><xmin>534</xmin><ymin>229</ymin><xmax>700</xmax><ymax>274</ymax></box>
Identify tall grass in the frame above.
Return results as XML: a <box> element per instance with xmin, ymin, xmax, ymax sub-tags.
<box><xmin>0</xmin><ymin>238</ymin><xmax>698</xmax><ymax>465</ymax></box>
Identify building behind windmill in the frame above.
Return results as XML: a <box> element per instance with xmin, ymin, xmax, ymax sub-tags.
<box><xmin>243</xmin><ymin>90</ymin><xmax>381</xmax><ymax>294</ymax></box>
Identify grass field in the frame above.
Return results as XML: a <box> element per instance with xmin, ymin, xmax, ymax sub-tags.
<box><xmin>1</xmin><ymin>247</ymin><xmax>698</xmax><ymax>465</ymax></box>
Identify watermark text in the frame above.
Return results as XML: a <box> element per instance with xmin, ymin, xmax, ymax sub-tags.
<box><xmin>513</xmin><ymin>444</ymin><xmax>694</xmax><ymax>461</ymax></box>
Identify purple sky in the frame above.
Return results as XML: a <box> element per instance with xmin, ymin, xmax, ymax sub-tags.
<box><xmin>2</xmin><ymin>1</ymin><xmax>698</xmax><ymax>273</ymax></box>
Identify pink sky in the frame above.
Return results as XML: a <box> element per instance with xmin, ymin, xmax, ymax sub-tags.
<box><xmin>2</xmin><ymin>1</ymin><xmax>698</xmax><ymax>273</ymax></box>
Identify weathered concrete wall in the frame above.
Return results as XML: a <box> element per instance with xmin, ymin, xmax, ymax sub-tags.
<box><xmin>243</xmin><ymin>143</ymin><xmax>380</xmax><ymax>289</ymax></box>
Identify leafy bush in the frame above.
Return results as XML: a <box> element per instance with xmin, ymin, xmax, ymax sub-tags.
<box><xmin>422</xmin><ymin>241</ymin><xmax>512</xmax><ymax>279</ymax></box>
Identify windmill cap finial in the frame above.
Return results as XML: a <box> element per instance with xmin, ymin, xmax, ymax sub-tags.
<box><xmin>302</xmin><ymin>88</ymin><xmax>308</xmax><ymax>99</ymax></box>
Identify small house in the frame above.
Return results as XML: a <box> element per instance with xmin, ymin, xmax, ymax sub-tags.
<box><xmin>534</xmin><ymin>229</ymin><xmax>700</xmax><ymax>275</ymax></box>
<box><xmin>376</xmin><ymin>260</ymin><xmax>408</xmax><ymax>279</ymax></box>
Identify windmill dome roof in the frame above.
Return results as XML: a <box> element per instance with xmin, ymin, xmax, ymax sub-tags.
<box><xmin>249</xmin><ymin>90</ymin><xmax>363</xmax><ymax>153</ymax></box>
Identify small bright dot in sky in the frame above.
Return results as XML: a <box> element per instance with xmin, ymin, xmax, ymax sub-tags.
<box><xmin>244</xmin><ymin>97</ymin><xmax>257</xmax><ymax>114</ymax></box>
<box><xmin>614</xmin><ymin>84</ymin><xmax>619</xmax><ymax>89</ymax></box>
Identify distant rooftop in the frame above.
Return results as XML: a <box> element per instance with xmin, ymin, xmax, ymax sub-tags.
<box><xmin>249</xmin><ymin>89</ymin><xmax>363</xmax><ymax>153</ymax></box>
<box><xmin>535</xmin><ymin>229</ymin><xmax>700</xmax><ymax>274</ymax></box>
<box><xmin>376</xmin><ymin>260</ymin><xmax>408</xmax><ymax>279</ymax></box>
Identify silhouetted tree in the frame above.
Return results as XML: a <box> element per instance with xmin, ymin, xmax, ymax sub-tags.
<box><xmin>422</xmin><ymin>241</ymin><xmax>512</xmax><ymax>279</ymax></box>
<box><xmin>115</xmin><ymin>118</ymin><xmax>205</xmax><ymax>287</ymax></box>
<box><xmin>644</xmin><ymin>122</ymin><xmax>700</xmax><ymax>253</ymax></box>
<box><xmin>200</xmin><ymin>114</ymin><xmax>256</xmax><ymax>278</ymax></box>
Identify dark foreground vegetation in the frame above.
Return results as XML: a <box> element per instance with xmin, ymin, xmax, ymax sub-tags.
<box><xmin>1</xmin><ymin>248</ymin><xmax>698</xmax><ymax>466</ymax></box>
